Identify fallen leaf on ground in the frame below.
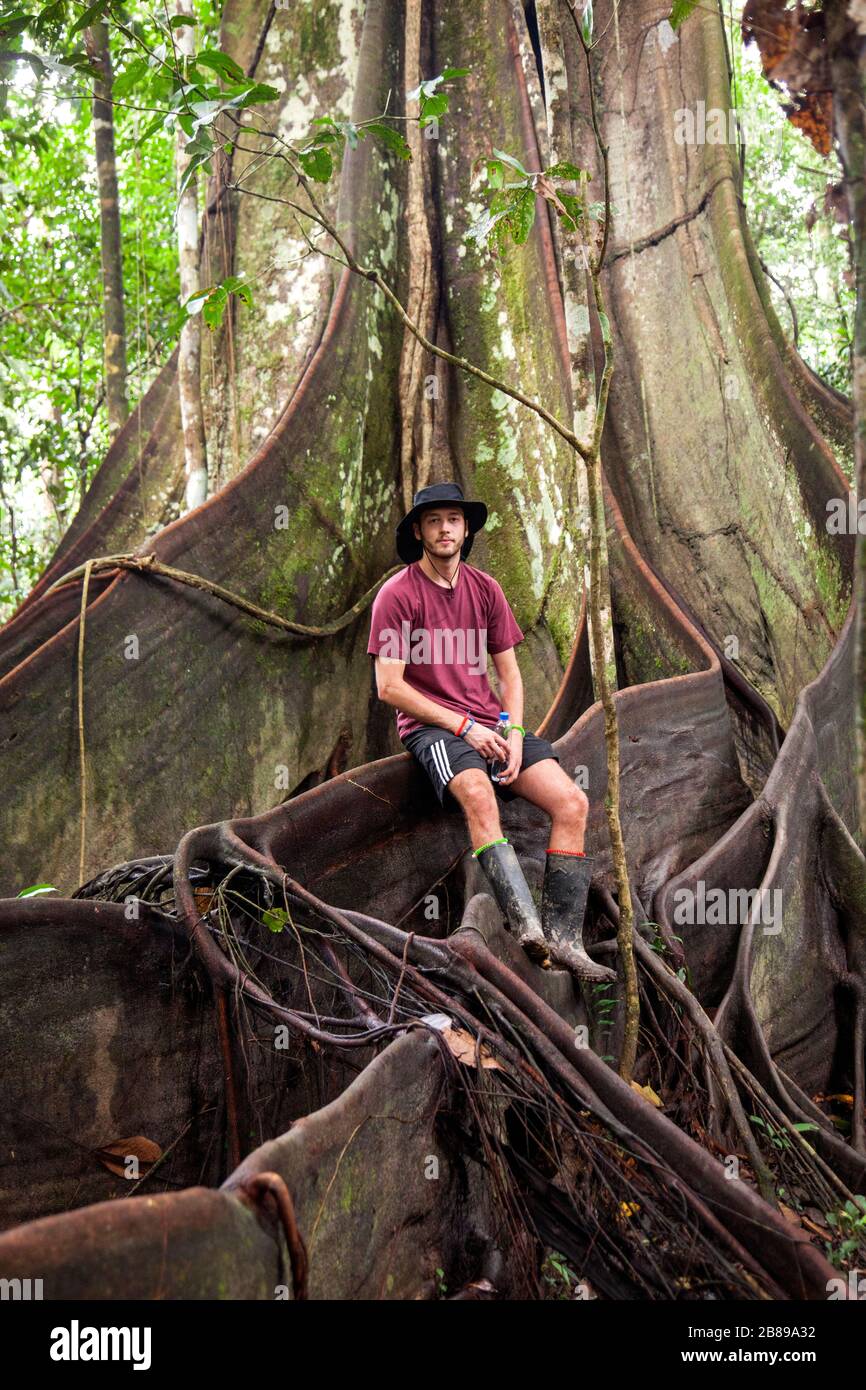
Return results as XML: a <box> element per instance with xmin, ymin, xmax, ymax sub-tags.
<box><xmin>442</xmin><ymin>1026</ymin><xmax>501</xmax><ymax>1070</ymax></box>
<box><xmin>95</xmin><ymin>1135</ymin><xmax>162</xmax><ymax>1178</ymax></box>
<box><xmin>631</xmin><ymin>1081</ymin><xmax>663</xmax><ymax>1108</ymax></box>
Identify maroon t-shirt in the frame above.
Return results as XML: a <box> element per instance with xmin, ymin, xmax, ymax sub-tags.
<box><xmin>367</xmin><ymin>561</ymin><xmax>524</xmax><ymax>740</ymax></box>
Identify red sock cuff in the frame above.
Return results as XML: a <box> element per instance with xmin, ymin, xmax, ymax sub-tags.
<box><xmin>546</xmin><ymin>848</ymin><xmax>585</xmax><ymax>856</ymax></box>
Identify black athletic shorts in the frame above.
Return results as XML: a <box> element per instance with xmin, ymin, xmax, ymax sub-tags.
<box><xmin>401</xmin><ymin>722</ymin><xmax>560</xmax><ymax>807</ymax></box>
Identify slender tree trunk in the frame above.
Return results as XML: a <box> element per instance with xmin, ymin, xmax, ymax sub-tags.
<box><xmin>38</xmin><ymin>456</ymin><xmax>62</xmax><ymax>547</ymax></box>
<box><xmin>84</xmin><ymin>21</ymin><xmax>128</xmax><ymax>435</ymax></box>
<box><xmin>398</xmin><ymin>0</ymin><xmax>438</xmax><ymax>507</ymax></box>
<box><xmin>174</xmin><ymin>0</ymin><xmax>209</xmax><ymax>512</ymax></box>
<box><xmin>0</xmin><ymin>474</ymin><xmax>20</xmax><ymax>599</ymax></box>
<box><xmin>827</xmin><ymin>1</ymin><xmax>866</xmax><ymax>848</ymax></box>
<box><xmin>535</xmin><ymin>0</ymin><xmax>636</xmax><ymax>1076</ymax></box>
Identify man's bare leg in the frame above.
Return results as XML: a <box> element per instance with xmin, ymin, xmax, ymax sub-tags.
<box><xmin>508</xmin><ymin>758</ymin><xmax>589</xmax><ymax>853</ymax></box>
<box><xmin>448</xmin><ymin>767</ymin><xmax>548</xmax><ymax>960</ymax></box>
<box><xmin>447</xmin><ymin>767</ymin><xmax>503</xmax><ymax>849</ymax></box>
<box><xmin>507</xmin><ymin>757</ymin><xmax>614</xmax><ymax>981</ymax></box>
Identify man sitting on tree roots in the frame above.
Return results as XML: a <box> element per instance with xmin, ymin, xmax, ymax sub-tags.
<box><xmin>367</xmin><ymin>480</ymin><xmax>615</xmax><ymax>984</ymax></box>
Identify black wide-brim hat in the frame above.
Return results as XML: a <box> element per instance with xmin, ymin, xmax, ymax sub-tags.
<box><xmin>396</xmin><ymin>482</ymin><xmax>488</xmax><ymax>564</ymax></box>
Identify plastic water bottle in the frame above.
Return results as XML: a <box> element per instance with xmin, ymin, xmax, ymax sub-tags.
<box><xmin>490</xmin><ymin>711</ymin><xmax>511</xmax><ymax>782</ymax></box>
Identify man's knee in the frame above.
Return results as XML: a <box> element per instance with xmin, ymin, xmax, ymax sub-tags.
<box><xmin>555</xmin><ymin>782</ymin><xmax>589</xmax><ymax>823</ymax></box>
<box><xmin>449</xmin><ymin>767</ymin><xmax>497</xmax><ymax>814</ymax></box>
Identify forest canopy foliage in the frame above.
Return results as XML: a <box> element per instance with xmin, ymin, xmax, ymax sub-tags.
<box><xmin>0</xmin><ymin>0</ymin><xmax>856</xmax><ymax>616</ymax></box>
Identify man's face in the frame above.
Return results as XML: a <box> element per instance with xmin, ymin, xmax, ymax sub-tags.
<box><xmin>414</xmin><ymin>507</ymin><xmax>467</xmax><ymax>558</ymax></box>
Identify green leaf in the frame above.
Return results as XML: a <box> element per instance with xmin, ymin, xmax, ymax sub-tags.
<box><xmin>419</xmin><ymin>91</ymin><xmax>447</xmax><ymax>127</ymax></box>
<box><xmin>169</xmin><ymin>84</ymin><xmax>197</xmax><ymax>112</ymax></box>
<box><xmin>134</xmin><ymin>111</ymin><xmax>167</xmax><ymax>145</ymax></box>
<box><xmin>669</xmin><ymin>0</ymin><xmax>700</xmax><ymax>29</ymax></box>
<box><xmin>318</xmin><ymin>119</ymin><xmax>361</xmax><ymax>149</ymax></box>
<box><xmin>481</xmin><ymin>156</ymin><xmax>505</xmax><ymax>190</ymax></box>
<box><xmin>581</xmin><ymin>0</ymin><xmax>593</xmax><ymax>45</ymax></box>
<box><xmin>465</xmin><ymin>202</ymin><xmax>510</xmax><ymax>245</ymax></box>
<box><xmin>188</xmin><ymin>98</ymin><xmax>224</xmax><ymax>134</ymax></box>
<box><xmin>298</xmin><ymin>145</ymin><xmax>333</xmax><ymax>182</ymax></box>
<box><xmin>792</xmin><ymin>1122</ymin><xmax>820</xmax><ymax>1133</ymax></box>
<box><xmin>544</xmin><ymin>161</ymin><xmax>588</xmax><ymax>182</ymax></box>
<box><xmin>70</xmin><ymin>0</ymin><xmax>111</xmax><ymax>37</ymax></box>
<box><xmin>113</xmin><ymin>56</ymin><xmax>148</xmax><ymax>98</ymax></box>
<box><xmin>187</xmin><ymin>127</ymin><xmax>215</xmax><ymax>151</ymax></box>
<box><xmin>202</xmin><ymin>301</ymin><xmax>222</xmax><ymax>330</ymax></box>
<box><xmin>223</xmin><ymin>275</ymin><xmax>252</xmax><ymax>305</ymax></box>
<box><xmin>501</xmin><ymin>186</ymin><xmax>536</xmax><ymax>246</ymax></box>
<box><xmin>228</xmin><ymin>81</ymin><xmax>281</xmax><ymax>110</ymax></box>
<box><xmin>302</xmin><ymin>130</ymin><xmax>340</xmax><ymax>150</ymax></box>
<box><xmin>194</xmin><ymin>49</ymin><xmax>245</xmax><ymax>83</ymax></box>
<box><xmin>555</xmin><ymin>191</ymin><xmax>584</xmax><ymax>234</ymax></box>
<box><xmin>406</xmin><ymin>75</ymin><xmax>442</xmax><ymax>103</ymax></box>
<box><xmin>169</xmin><ymin>14</ymin><xmax>196</xmax><ymax>27</ymax></box>
<box><xmin>263</xmin><ymin>907</ymin><xmax>289</xmax><ymax>934</ymax></box>
<box><xmin>0</xmin><ymin>13</ymin><xmax>29</xmax><ymax>41</ymax></box>
<box><xmin>16</xmin><ymin>883</ymin><xmax>57</xmax><ymax>897</ymax></box>
<box><xmin>183</xmin><ymin>60</ymin><xmax>209</xmax><ymax>86</ymax></box>
<box><xmin>188</xmin><ymin>278</ymin><xmax>254</xmax><ymax>332</ymax></box>
<box><xmin>65</xmin><ymin>53</ymin><xmax>106</xmax><ymax>81</ymax></box>
<box><xmin>177</xmin><ymin>147</ymin><xmax>211</xmax><ymax>203</ymax></box>
<box><xmin>360</xmin><ymin>121</ymin><xmax>412</xmax><ymax>160</ymax></box>
<box><xmin>492</xmin><ymin>146</ymin><xmax>532</xmax><ymax>179</ymax></box>
<box><xmin>182</xmin><ymin>288</ymin><xmax>211</xmax><ymax>315</ymax></box>
<box><xmin>407</xmin><ymin>71</ymin><xmax>460</xmax><ymax>112</ymax></box>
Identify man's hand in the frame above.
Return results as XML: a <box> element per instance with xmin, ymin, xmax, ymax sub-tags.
<box><xmin>463</xmin><ymin>722</ymin><xmax>510</xmax><ymax>762</ymax></box>
<box><xmin>495</xmin><ymin>729</ymin><xmax>524</xmax><ymax>786</ymax></box>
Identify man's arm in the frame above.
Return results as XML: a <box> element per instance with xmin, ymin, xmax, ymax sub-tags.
<box><xmin>374</xmin><ymin>658</ymin><xmax>510</xmax><ymax>760</ymax></box>
<box><xmin>374</xmin><ymin>657</ymin><xmax>464</xmax><ymax>733</ymax></box>
<box><xmin>490</xmin><ymin>647</ymin><xmax>525</xmax><ymax>785</ymax></box>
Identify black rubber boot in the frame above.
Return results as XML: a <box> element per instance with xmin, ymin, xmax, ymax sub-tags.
<box><xmin>474</xmin><ymin>840</ymin><xmax>550</xmax><ymax>964</ymax></box>
<box><xmin>541</xmin><ymin>851</ymin><xmax>617</xmax><ymax>984</ymax></box>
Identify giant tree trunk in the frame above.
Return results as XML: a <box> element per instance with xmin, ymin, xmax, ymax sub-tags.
<box><xmin>0</xmin><ymin>0</ymin><xmax>863</xmax><ymax>1299</ymax></box>
<box><xmin>84</xmin><ymin>21</ymin><xmax>129</xmax><ymax>435</ymax></box>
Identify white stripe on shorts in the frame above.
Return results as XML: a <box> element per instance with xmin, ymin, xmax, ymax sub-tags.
<box><xmin>438</xmin><ymin>739</ymin><xmax>455</xmax><ymax>778</ymax></box>
<box><xmin>430</xmin><ymin>739</ymin><xmax>454</xmax><ymax>785</ymax></box>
